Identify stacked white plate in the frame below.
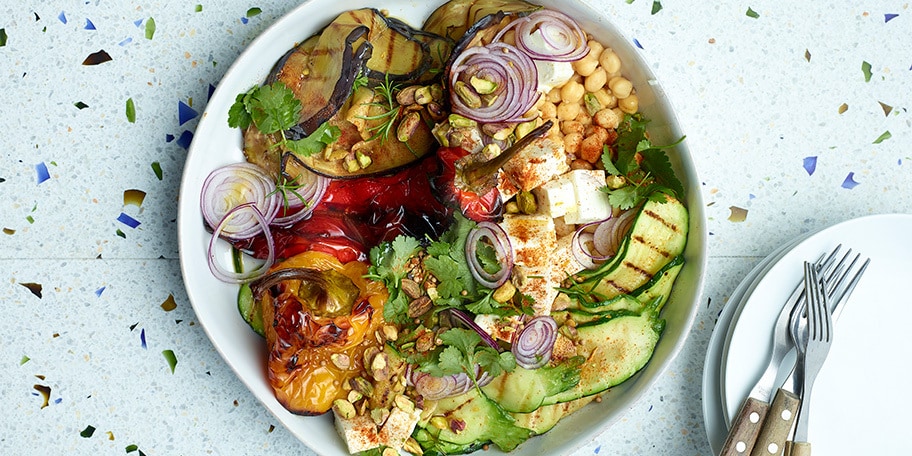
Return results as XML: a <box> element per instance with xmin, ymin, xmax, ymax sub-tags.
<box><xmin>703</xmin><ymin>213</ymin><xmax>912</xmax><ymax>455</ymax></box>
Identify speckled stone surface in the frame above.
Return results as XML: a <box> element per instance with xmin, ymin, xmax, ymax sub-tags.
<box><xmin>1</xmin><ymin>1</ymin><xmax>909</xmax><ymax>455</ymax></box>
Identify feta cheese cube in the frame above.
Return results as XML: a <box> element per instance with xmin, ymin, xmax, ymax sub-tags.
<box><xmin>502</xmin><ymin>137</ymin><xmax>569</xmax><ymax>193</ymax></box>
<box><xmin>500</xmin><ymin>214</ymin><xmax>557</xmax><ymax>269</ymax></box>
<box><xmin>564</xmin><ymin>169</ymin><xmax>612</xmax><ymax>225</ymax></box>
<box><xmin>334</xmin><ymin>413</ymin><xmax>380</xmax><ymax>454</ymax></box>
<box><xmin>533</xmin><ymin>174</ymin><xmax>575</xmax><ymax>218</ymax></box>
<box><xmin>378</xmin><ymin>403</ymin><xmax>422</xmax><ymax>450</ymax></box>
<box><xmin>535</xmin><ymin>60</ymin><xmax>575</xmax><ymax>93</ymax></box>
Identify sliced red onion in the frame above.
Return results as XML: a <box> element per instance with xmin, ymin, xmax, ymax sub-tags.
<box><xmin>511</xmin><ymin>316</ymin><xmax>557</xmax><ymax>369</ymax></box>
<box><xmin>448</xmin><ymin>309</ymin><xmax>501</xmax><ymax>351</ymax></box>
<box><xmin>465</xmin><ymin>221</ymin><xmax>514</xmax><ymax>289</ymax></box>
<box><xmin>571</xmin><ymin>209</ymin><xmax>637</xmax><ymax>270</ymax></box>
<box><xmin>208</xmin><ymin>202</ymin><xmax>275</xmax><ymax>284</ymax></box>
<box><xmin>412</xmin><ymin>371</ymin><xmax>460</xmax><ymax>400</ymax></box>
<box><xmin>449</xmin><ymin>42</ymin><xmax>539</xmax><ymax>123</ymax></box>
<box><xmin>200</xmin><ymin>162</ymin><xmax>280</xmax><ymax>240</ymax></box>
<box><xmin>270</xmin><ymin>170</ymin><xmax>329</xmax><ymax>227</ymax></box>
<box><xmin>495</xmin><ymin>10</ymin><xmax>589</xmax><ymax>62</ymax></box>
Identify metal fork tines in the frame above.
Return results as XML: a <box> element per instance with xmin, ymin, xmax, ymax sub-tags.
<box><xmin>785</xmin><ymin>262</ymin><xmax>835</xmax><ymax>455</ymax></box>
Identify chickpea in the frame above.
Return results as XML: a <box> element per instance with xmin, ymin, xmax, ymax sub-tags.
<box><xmin>593</xmin><ymin>88</ymin><xmax>617</xmax><ymax>110</ymax></box>
<box><xmin>594</xmin><ymin>108</ymin><xmax>621</xmax><ymax>129</ymax></box>
<box><xmin>561</xmin><ymin>120</ymin><xmax>585</xmax><ymax>136</ymax></box>
<box><xmin>540</xmin><ymin>101</ymin><xmax>557</xmax><ymax>120</ymax></box>
<box><xmin>563</xmin><ymin>132</ymin><xmax>583</xmax><ymax>154</ymax></box>
<box><xmin>560</xmin><ymin>80</ymin><xmax>585</xmax><ymax>104</ymax></box>
<box><xmin>570</xmin><ymin>159</ymin><xmax>594</xmax><ymax>170</ymax></box>
<box><xmin>608</xmin><ymin>76</ymin><xmax>633</xmax><ymax>99</ymax></box>
<box><xmin>584</xmin><ymin>67</ymin><xmax>608</xmax><ymax>93</ymax></box>
<box><xmin>587</xmin><ymin>40</ymin><xmax>605</xmax><ymax>60</ymax></box>
<box><xmin>572</xmin><ymin>55</ymin><xmax>599</xmax><ymax>77</ymax></box>
<box><xmin>585</xmin><ymin>125</ymin><xmax>609</xmax><ymax>144</ymax></box>
<box><xmin>618</xmin><ymin>93</ymin><xmax>639</xmax><ymax>114</ymax></box>
<box><xmin>547</xmin><ymin>87</ymin><xmax>562</xmax><ymax>104</ymax></box>
<box><xmin>556</xmin><ymin>101</ymin><xmax>581</xmax><ymax>121</ymax></box>
<box><xmin>599</xmin><ymin>49</ymin><xmax>622</xmax><ymax>75</ymax></box>
<box><xmin>580</xmin><ymin>134</ymin><xmax>603</xmax><ymax>163</ymax></box>
<box><xmin>574</xmin><ymin>108</ymin><xmax>592</xmax><ymax>126</ymax></box>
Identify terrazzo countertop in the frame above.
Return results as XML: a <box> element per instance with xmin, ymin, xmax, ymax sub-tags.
<box><xmin>2</xmin><ymin>1</ymin><xmax>909</xmax><ymax>455</ymax></box>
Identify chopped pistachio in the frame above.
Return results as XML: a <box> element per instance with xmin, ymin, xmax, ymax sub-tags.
<box><xmin>403</xmin><ymin>437</ymin><xmax>424</xmax><ymax>456</ymax></box>
<box><xmin>482</xmin><ymin>122</ymin><xmax>514</xmax><ymax>141</ymax></box>
<box><xmin>414</xmin><ymin>86</ymin><xmax>434</xmax><ymax>105</ymax></box>
<box><xmin>356</xmin><ymin>151</ymin><xmax>372</xmax><ymax>169</ymax></box>
<box><xmin>584</xmin><ymin>93</ymin><xmax>601</xmax><ymax>116</ymax></box>
<box><xmin>469</xmin><ymin>75</ymin><xmax>498</xmax><ymax>95</ymax></box>
<box><xmin>453</xmin><ymin>81</ymin><xmax>481</xmax><ymax>108</ymax></box>
<box><xmin>332</xmin><ymin>399</ymin><xmax>356</xmax><ymax>419</ymax></box>
<box><xmin>397</xmin><ymin>111</ymin><xmax>421</xmax><ymax>143</ymax></box>
<box><xmin>347</xmin><ymin>390</ymin><xmax>364</xmax><ymax>403</ymax></box>
<box><xmin>430</xmin><ymin>416</ymin><xmax>449</xmax><ymax>430</ymax></box>
<box><xmin>396</xmin><ymin>85</ymin><xmax>420</xmax><ymax>105</ymax></box>
<box><xmin>330</xmin><ymin>353</ymin><xmax>351</xmax><ymax>370</ymax></box>
<box><xmin>370</xmin><ymin>407</ymin><xmax>390</xmax><ymax>426</ymax></box>
<box><xmin>448</xmin><ymin>113</ymin><xmax>477</xmax><ymax>129</ymax></box>
<box><xmin>400</xmin><ymin>279</ymin><xmax>423</xmax><ymax>299</ymax></box>
<box><xmin>345</xmin><ymin>157</ymin><xmax>360</xmax><ymax>173</ymax></box>
<box><xmin>393</xmin><ymin>394</ymin><xmax>415</xmax><ymax>413</ymax></box>
<box><xmin>515</xmin><ymin>119</ymin><xmax>541</xmax><ymax>139</ymax></box>
<box><xmin>492</xmin><ymin>280</ymin><xmax>517</xmax><ymax>303</ymax></box>
<box><xmin>516</xmin><ymin>190</ymin><xmax>537</xmax><ymax>214</ymax></box>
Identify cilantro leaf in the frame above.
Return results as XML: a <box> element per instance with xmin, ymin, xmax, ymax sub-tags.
<box><xmin>639</xmin><ymin>148</ymin><xmax>685</xmax><ymax>198</ymax></box>
<box><xmin>367</xmin><ymin>235</ymin><xmax>422</xmax><ymax>324</ymax></box>
<box><xmin>285</xmin><ymin>122</ymin><xmax>341</xmax><ymax>157</ymax></box>
<box><xmin>474</xmin><ymin>241</ymin><xmax>501</xmax><ymax>275</ymax></box>
<box><xmin>247</xmin><ymin>82</ymin><xmax>301</xmax><ymax>134</ymax></box>
<box><xmin>227</xmin><ymin>90</ymin><xmax>254</xmax><ymax>130</ymax></box>
<box><xmin>424</xmin><ymin>255</ymin><xmax>467</xmax><ymax>299</ymax></box>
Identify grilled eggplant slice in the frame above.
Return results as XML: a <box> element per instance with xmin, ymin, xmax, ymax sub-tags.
<box><xmin>423</xmin><ymin>0</ymin><xmax>540</xmax><ymax>42</ymax></box>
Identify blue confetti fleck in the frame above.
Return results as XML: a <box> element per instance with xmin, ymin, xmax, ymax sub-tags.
<box><xmin>165</xmin><ymin>133</ymin><xmax>175</xmax><ymax>142</ymax></box>
<box><xmin>176</xmin><ymin>130</ymin><xmax>194</xmax><ymax>149</ymax></box>
<box><xmin>54</xmin><ymin>398</ymin><xmax>63</xmax><ymax>404</ymax></box>
<box><xmin>117</xmin><ymin>212</ymin><xmax>141</xmax><ymax>228</ymax></box>
<box><xmin>899</xmin><ymin>158</ymin><xmax>903</xmax><ymax>166</ymax></box>
<box><xmin>58</xmin><ymin>11</ymin><xmax>67</xmax><ymax>24</ymax></box>
<box><xmin>134</xmin><ymin>19</ymin><xmax>143</xmax><ymax>27</ymax></box>
<box><xmin>241</xmin><ymin>17</ymin><xmax>249</xmax><ymax>24</ymax></box>
<box><xmin>648</xmin><ymin>404</ymin><xmax>654</xmax><ymax>411</ymax></box>
<box><xmin>633</xmin><ymin>38</ymin><xmax>643</xmax><ymax>49</ymax></box>
<box><xmin>140</xmin><ymin>328</ymin><xmax>147</xmax><ymax>349</ymax></box>
<box><xmin>178</xmin><ymin>101</ymin><xmax>199</xmax><ymax>126</ymax></box>
<box><xmin>748</xmin><ymin>193</ymin><xmax>756</xmax><ymax>200</ymax></box>
<box><xmin>841</xmin><ymin>172</ymin><xmax>860</xmax><ymax>189</ymax></box>
<box><xmin>594</xmin><ymin>445</ymin><xmax>601</xmax><ymax>454</ymax></box>
<box><xmin>118</xmin><ymin>37</ymin><xmax>133</xmax><ymax>46</ymax></box>
<box><xmin>95</xmin><ymin>286</ymin><xmax>105</xmax><ymax>297</ymax></box>
<box><xmin>36</xmin><ymin>162</ymin><xmax>51</xmax><ymax>184</ymax></box>
<box><xmin>885</xmin><ymin>13</ymin><xmax>899</xmax><ymax>23</ymax></box>
<box><xmin>84</xmin><ymin>18</ymin><xmax>96</xmax><ymax>30</ymax></box>
<box><xmin>208</xmin><ymin>83</ymin><xmax>216</xmax><ymax>100</ymax></box>
<box><xmin>803</xmin><ymin>156</ymin><xmax>817</xmax><ymax>175</ymax></box>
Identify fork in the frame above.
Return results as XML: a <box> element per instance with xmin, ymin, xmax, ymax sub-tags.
<box><xmin>786</xmin><ymin>262</ymin><xmax>834</xmax><ymax>455</ymax></box>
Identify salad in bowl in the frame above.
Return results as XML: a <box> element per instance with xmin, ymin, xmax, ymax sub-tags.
<box><xmin>178</xmin><ymin>0</ymin><xmax>705</xmax><ymax>454</ymax></box>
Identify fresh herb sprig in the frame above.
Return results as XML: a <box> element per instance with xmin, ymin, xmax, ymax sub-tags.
<box><xmin>418</xmin><ymin>327</ymin><xmax>516</xmax><ymax>381</ymax></box>
<box><xmin>227</xmin><ymin>82</ymin><xmax>340</xmax><ymax>156</ymax></box>
<box><xmin>366</xmin><ymin>235</ymin><xmax>423</xmax><ymax>324</ymax></box>
<box><xmin>359</xmin><ymin>76</ymin><xmax>402</xmax><ymax>144</ymax></box>
<box><xmin>600</xmin><ymin>113</ymin><xmax>686</xmax><ymax>209</ymax></box>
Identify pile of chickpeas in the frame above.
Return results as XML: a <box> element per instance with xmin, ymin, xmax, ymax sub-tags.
<box><xmin>532</xmin><ymin>37</ymin><xmax>638</xmax><ymax>169</ymax></box>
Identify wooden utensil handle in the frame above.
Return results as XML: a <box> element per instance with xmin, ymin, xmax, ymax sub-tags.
<box><xmin>787</xmin><ymin>441</ymin><xmax>810</xmax><ymax>456</ymax></box>
<box><xmin>750</xmin><ymin>388</ymin><xmax>800</xmax><ymax>456</ymax></box>
<box><xmin>719</xmin><ymin>397</ymin><xmax>768</xmax><ymax>455</ymax></box>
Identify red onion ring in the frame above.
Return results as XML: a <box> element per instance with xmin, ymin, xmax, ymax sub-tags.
<box><xmin>571</xmin><ymin>209</ymin><xmax>637</xmax><ymax>269</ymax></box>
<box><xmin>449</xmin><ymin>42</ymin><xmax>539</xmax><ymax>123</ymax></box>
<box><xmin>465</xmin><ymin>221</ymin><xmax>515</xmax><ymax>289</ymax></box>
<box><xmin>511</xmin><ymin>316</ymin><xmax>557</xmax><ymax>369</ymax></box>
<box><xmin>448</xmin><ymin>309</ymin><xmax>501</xmax><ymax>351</ymax></box>
<box><xmin>270</xmin><ymin>170</ymin><xmax>329</xmax><ymax>227</ymax></box>
<box><xmin>207</xmin><ymin>202</ymin><xmax>276</xmax><ymax>283</ymax></box>
<box><xmin>200</xmin><ymin>163</ymin><xmax>280</xmax><ymax>240</ymax></box>
<box><xmin>495</xmin><ymin>10</ymin><xmax>589</xmax><ymax>62</ymax></box>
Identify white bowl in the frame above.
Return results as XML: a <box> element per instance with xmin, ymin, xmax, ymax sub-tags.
<box><xmin>177</xmin><ymin>1</ymin><xmax>707</xmax><ymax>454</ymax></box>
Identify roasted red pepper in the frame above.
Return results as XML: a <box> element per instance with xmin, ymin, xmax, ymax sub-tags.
<box><xmin>433</xmin><ymin>146</ymin><xmax>504</xmax><ymax>222</ymax></box>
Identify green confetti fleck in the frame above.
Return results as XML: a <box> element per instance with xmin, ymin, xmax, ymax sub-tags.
<box><xmin>651</xmin><ymin>1</ymin><xmax>662</xmax><ymax>14</ymax></box>
<box><xmin>125</xmin><ymin>444</ymin><xmax>147</xmax><ymax>455</ymax></box>
<box><xmin>873</xmin><ymin>131</ymin><xmax>891</xmax><ymax>144</ymax></box>
<box><xmin>126</xmin><ymin>98</ymin><xmax>136</xmax><ymax>123</ymax></box>
<box><xmin>116</xmin><ymin>229</ymin><xmax>126</xmax><ymax>238</ymax></box>
<box><xmin>862</xmin><ymin>61</ymin><xmax>872</xmax><ymax>82</ymax></box>
<box><xmin>20</xmin><ymin>355</ymin><xmax>30</xmax><ymax>365</ymax></box>
<box><xmin>746</xmin><ymin>7</ymin><xmax>759</xmax><ymax>18</ymax></box>
<box><xmin>145</xmin><ymin>17</ymin><xmax>156</xmax><ymax>40</ymax></box>
<box><xmin>26</xmin><ymin>215</ymin><xmax>34</xmax><ymax>224</ymax></box>
<box><xmin>74</xmin><ymin>101</ymin><xmax>89</xmax><ymax>109</ymax></box>
<box><xmin>195</xmin><ymin>4</ymin><xmax>203</xmax><ymax>12</ymax></box>
<box><xmin>80</xmin><ymin>425</ymin><xmax>96</xmax><ymax>438</ymax></box>
<box><xmin>879</xmin><ymin>101</ymin><xmax>893</xmax><ymax>117</ymax></box>
<box><xmin>246</xmin><ymin>7</ymin><xmax>262</xmax><ymax>18</ymax></box>
<box><xmin>151</xmin><ymin>161</ymin><xmax>163</xmax><ymax>180</ymax></box>
<box><xmin>162</xmin><ymin>349</ymin><xmax>177</xmax><ymax>373</ymax></box>
<box><xmin>0</xmin><ymin>28</ymin><xmax>6</xmax><ymax>47</ymax></box>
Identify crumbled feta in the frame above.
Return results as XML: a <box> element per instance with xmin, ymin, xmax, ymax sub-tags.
<box><xmin>334</xmin><ymin>414</ymin><xmax>381</xmax><ymax>454</ymax></box>
<box><xmin>501</xmin><ymin>214</ymin><xmax>560</xmax><ymax>314</ymax></box>
<box><xmin>378</xmin><ymin>402</ymin><xmax>422</xmax><ymax>450</ymax></box>
<box><xmin>533</xmin><ymin>173</ymin><xmax>575</xmax><ymax>218</ymax></box>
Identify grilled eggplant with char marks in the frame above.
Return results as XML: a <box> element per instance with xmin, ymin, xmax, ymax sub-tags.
<box><xmin>245</xmin><ymin>8</ymin><xmax>452</xmax><ymax>179</ymax></box>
